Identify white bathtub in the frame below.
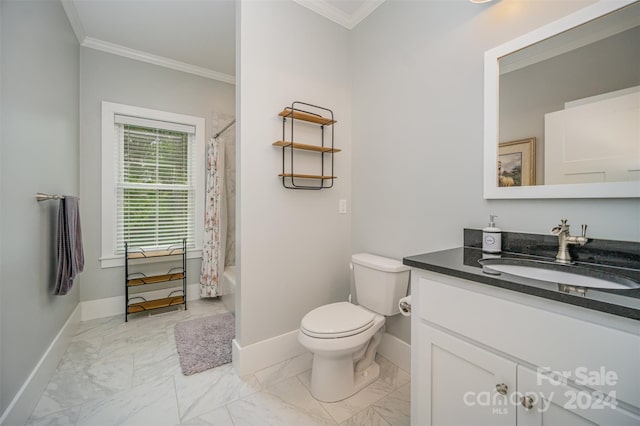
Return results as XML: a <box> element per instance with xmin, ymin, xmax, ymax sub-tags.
<box><xmin>221</xmin><ymin>265</ymin><xmax>236</xmax><ymax>313</ymax></box>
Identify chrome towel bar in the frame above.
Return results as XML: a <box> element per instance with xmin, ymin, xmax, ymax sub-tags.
<box><xmin>36</xmin><ymin>193</ymin><xmax>76</xmax><ymax>202</ymax></box>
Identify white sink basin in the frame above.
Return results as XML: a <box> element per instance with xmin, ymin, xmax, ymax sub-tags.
<box><xmin>479</xmin><ymin>258</ymin><xmax>639</xmax><ymax>290</ymax></box>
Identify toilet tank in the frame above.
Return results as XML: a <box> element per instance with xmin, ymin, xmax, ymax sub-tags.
<box><xmin>352</xmin><ymin>253</ymin><xmax>410</xmax><ymax>316</ymax></box>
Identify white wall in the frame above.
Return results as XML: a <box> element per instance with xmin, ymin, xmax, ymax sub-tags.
<box><xmin>0</xmin><ymin>0</ymin><xmax>79</xmax><ymax>415</ymax></box>
<box><xmin>350</xmin><ymin>0</ymin><xmax>640</xmax><ymax>344</ymax></box>
<box><xmin>237</xmin><ymin>0</ymin><xmax>352</xmax><ymax>346</ymax></box>
<box><xmin>79</xmin><ymin>48</ymin><xmax>235</xmax><ymax>302</ymax></box>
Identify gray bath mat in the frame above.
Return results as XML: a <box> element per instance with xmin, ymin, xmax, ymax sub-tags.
<box><xmin>174</xmin><ymin>312</ymin><xmax>235</xmax><ymax>375</ymax></box>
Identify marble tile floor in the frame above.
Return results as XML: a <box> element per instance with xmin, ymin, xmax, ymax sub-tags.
<box><xmin>26</xmin><ymin>299</ymin><xmax>411</xmax><ymax>426</ymax></box>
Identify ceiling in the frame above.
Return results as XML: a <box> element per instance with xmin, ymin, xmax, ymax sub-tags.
<box><xmin>63</xmin><ymin>0</ymin><xmax>384</xmax><ymax>83</ymax></box>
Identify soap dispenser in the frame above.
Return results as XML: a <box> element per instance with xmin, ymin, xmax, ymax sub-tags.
<box><xmin>483</xmin><ymin>214</ymin><xmax>502</xmax><ymax>253</ymax></box>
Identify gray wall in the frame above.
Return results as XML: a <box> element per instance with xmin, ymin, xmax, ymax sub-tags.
<box><xmin>350</xmin><ymin>0</ymin><xmax>640</xmax><ymax>344</ymax></box>
<box><xmin>0</xmin><ymin>0</ymin><xmax>79</xmax><ymax>414</ymax></box>
<box><xmin>500</xmin><ymin>27</ymin><xmax>640</xmax><ymax>184</ymax></box>
<box><xmin>79</xmin><ymin>48</ymin><xmax>235</xmax><ymax>302</ymax></box>
<box><xmin>238</xmin><ymin>0</ymin><xmax>352</xmax><ymax>346</ymax></box>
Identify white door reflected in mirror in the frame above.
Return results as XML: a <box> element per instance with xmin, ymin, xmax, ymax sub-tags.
<box><xmin>544</xmin><ymin>87</ymin><xmax>639</xmax><ymax>185</ymax></box>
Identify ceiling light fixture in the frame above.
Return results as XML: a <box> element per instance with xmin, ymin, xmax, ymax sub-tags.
<box><xmin>470</xmin><ymin>0</ymin><xmax>493</xmax><ymax>3</ymax></box>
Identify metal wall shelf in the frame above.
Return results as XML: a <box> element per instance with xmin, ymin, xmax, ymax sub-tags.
<box><xmin>124</xmin><ymin>239</ymin><xmax>187</xmax><ymax>321</ymax></box>
<box><xmin>278</xmin><ymin>108</ymin><xmax>336</xmax><ymax>126</ymax></box>
<box><xmin>273</xmin><ymin>101</ymin><xmax>338</xmax><ymax>190</ymax></box>
<box><xmin>278</xmin><ymin>173</ymin><xmax>337</xmax><ymax>180</ymax></box>
<box><xmin>272</xmin><ymin>140</ymin><xmax>341</xmax><ymax>153</ymax></box>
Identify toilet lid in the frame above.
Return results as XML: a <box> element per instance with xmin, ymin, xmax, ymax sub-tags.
<box><xmin>301</xmin><ymin>302</ymin><xmax>375</xmax><ymax>338</ymax></box>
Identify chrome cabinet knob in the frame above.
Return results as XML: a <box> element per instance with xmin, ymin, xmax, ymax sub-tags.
<box><xmin>520</xmin><ymin>395</ymin><xmax>536</xmax><ymax>410</ymax></box>
<box><xmin>495</xmin><ymin>383</ymin><xmax>508</xmax><ymax>395</ymax></box>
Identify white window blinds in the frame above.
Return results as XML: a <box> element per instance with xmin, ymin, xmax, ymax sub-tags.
<box><xmin>114</xmin><ymin>114</ymin><xmax>196</xmax><ymax>252</ymax></box>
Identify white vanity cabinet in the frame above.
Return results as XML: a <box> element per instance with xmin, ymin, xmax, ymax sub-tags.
<box><xmin>411</xmin><ymin>269</ymin><xmax>640</xmax><ymax>426</ymax></box>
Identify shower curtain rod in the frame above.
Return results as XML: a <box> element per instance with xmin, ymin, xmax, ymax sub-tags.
<box><xmin>214</xmin><ymin>119</ymin><xmax>236</xmax><ymax>139</ymax></box>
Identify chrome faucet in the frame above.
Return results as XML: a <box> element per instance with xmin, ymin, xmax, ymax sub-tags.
<box><xmin>550</xmin><ymin>219</ymin><xmax>588</xmax><ymax>264</ymax></box>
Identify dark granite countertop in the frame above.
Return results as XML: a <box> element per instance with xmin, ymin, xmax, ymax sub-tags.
<box><xmin>403</xmin><ymin>246</ymin><xmax>640</xmax><ymax>321</ymax></box>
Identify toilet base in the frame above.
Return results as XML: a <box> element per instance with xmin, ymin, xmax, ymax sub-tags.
<box><xmin>310</xmin><ymin>358</ymin><xmax>380</xmax><ymax>403</ymax></box>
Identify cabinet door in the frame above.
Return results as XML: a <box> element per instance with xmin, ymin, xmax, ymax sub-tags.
<box><xmin>517</xmin><ymin>366</ymin><xmax>640</xmax><ymax>426</ymax></box>
<box><xmin>415</xmin><ymin>324</ymin><xmax>516</xmax><ymax>426</ymax></box>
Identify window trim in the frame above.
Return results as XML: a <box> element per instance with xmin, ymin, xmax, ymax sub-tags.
<box><xmin>101</xmin><ymin>101</ymin><xmax>204</xmax><ymax>268</ymax></box>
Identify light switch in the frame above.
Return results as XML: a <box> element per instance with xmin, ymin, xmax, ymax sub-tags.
<box><xmin>339</xmin><ymin>199</ymin><xmax>347</xmax><ymax>214</ymax></box>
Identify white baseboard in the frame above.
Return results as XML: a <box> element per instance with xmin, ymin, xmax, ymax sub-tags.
<box><xmin>80</xmin><ymin>283</ymin><xmax>201</xmax><ymax>321</ymax></box>
<box><xmin>81</xmin><ymin>295</ymin><xmax>123</xmax><ymax>321</ymax></box>
<box><xmin>378</xmin><ymin>332</ymin><xmax>411</xmax><ymax>373</ymax></box>
<box><xmin>232</xmin><ymin>330</ymin><xmax>307</xmax><ymax>376</ymax></box>
<box><xmin>232</xmin><ymin>330</ymin><xmax>410</xmax><ymax>378</ymax></box>
<box><xmin>0</xmin><ymin>304</ymin><xmax>81</xmax><ymax>426</ymax></box>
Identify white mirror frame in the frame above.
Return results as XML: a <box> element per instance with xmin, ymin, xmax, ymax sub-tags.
<box><xmin>483</xmin><ymin>0</ymin><xmax>640</xmax><ymax>199</ymax></box>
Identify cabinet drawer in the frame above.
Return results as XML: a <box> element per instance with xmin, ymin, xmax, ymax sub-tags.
<box><xmin>517</xmin><ymin>365</ymin><xmax>640</xmax><ymax>425</ymax></box>
<box><xmin>416</xmin><ymin>275</ymin><xmax>640</xmax><ymax>409</ymax></box>
<box><xmin>417</xmin><ymin>324</ymin><xmax>516</xmax><ymax>426</ymax></box>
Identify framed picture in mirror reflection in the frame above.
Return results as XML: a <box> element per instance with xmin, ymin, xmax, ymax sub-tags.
<box><xmin>498</xmin><ymin>138</ymin><xmax>536</xmax><ymax>187</ymax></box>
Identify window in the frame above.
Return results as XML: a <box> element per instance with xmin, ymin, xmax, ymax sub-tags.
<box><xmin>101</xmin><ymin>102</ymin><xmax>204</xmax><ymax>268</ymax></box>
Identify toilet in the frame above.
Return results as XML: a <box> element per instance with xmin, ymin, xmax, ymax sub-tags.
<box><xmin>298</xmin><ymin>253</ymin><xmax>410</xmax><ymax>402</ymax></box>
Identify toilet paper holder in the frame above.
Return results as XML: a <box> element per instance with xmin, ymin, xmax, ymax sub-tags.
<box><xmin>399</xmin><ymin>299</ymin><xmax>411</xmax><ymax>313</ymax></box>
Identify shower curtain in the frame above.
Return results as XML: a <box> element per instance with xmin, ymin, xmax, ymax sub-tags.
<box><xmin>200</xmin><ymin>136</ymin><xmax>227</xmax><ymax>298</ymax></box>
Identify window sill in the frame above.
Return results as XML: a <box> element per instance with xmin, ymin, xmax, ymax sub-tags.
<box><xmin>100</xmin><ymin>249</ymin><xmax>203</xmax><ymax>269</ymax></box>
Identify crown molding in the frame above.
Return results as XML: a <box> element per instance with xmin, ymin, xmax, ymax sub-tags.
<box><xmin>60</xmin><ymin>0</ymin><xmax>86</xmax><ymax>43</ymax></box>
<box><xmin>349</xmin><ymin>0</ymin><xmax>385</xmax><ymax>29</ymax></box>
<box><xmin>81</xmin><ymin>37</ymin><xmax>236</xmax><ymax>85</ymax></box>
<box><xmin>293</xmin><ymin>0</ymin><xmax>385</xmax><ymax>30</ymax></box>
<box><xmin>61</xmin><ymin>0</ymin><xmax>235</xmax><ymax>84</ymax></box>
<box><xmin>294</xmin><ymin>0</ymin><xmax>352</xmax><ymax>29</ymax></box>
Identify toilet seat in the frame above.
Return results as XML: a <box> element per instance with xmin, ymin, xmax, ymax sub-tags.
<box><xmin>301</xmin><ymin>302</ymin><xmax>375</xmax><ymax>339</ymax></box>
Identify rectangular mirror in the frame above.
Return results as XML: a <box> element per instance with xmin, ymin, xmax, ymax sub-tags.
<box><xmin>484</xmin><ymin>0</ymin><xmax>640</xmax><ymax>199</ymax></box>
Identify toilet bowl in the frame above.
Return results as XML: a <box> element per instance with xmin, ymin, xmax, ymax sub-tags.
<box><xmin>298</xmin><ymin>253</ymin><xmax>410</xmax><ymax>402</ymax></box>
<box><xmin>298</xmin><ymin>302</ymin><xmax>385</xmax><ymax>402</ymax></box>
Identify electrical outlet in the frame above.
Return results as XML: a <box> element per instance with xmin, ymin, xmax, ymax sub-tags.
<box><xmin>339</xmin><ymin>199</ymin><xmax>347</xmax><ymax>214</ymax></box>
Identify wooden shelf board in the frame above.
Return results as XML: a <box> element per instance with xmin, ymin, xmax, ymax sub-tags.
<box><xmin>279</xmin><ymin>108</ymin><xmax>336</xmax><ymax>126</ymax></box>
<box><xmin>127</xmin><ymin>248</ymin><xmax>184</xmax><ymax>260</ymax></box>
<box><xmin>127</xmin><ymin>296</ymin><xmax>184</xmax><ymax>313</ymax></box>
<box><xmin>272</xmin><ymin>140</ymin><xmax>341</xmax><ymax>153</ymax></box>
<box><xmin>127</xmin><ymin>272</ymin><xmax>185</xmax><ymax>287</ymax></box>
<box><xmin>279</xmin><ymin>173</ymin><xmax>337</xmax><ymax>180</ymax></box>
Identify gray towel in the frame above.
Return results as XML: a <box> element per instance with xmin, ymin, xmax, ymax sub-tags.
<box><xmin>54</xmin><ymin>196</ymin><xmax>84</xmax><ymax>295</ymax></box>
